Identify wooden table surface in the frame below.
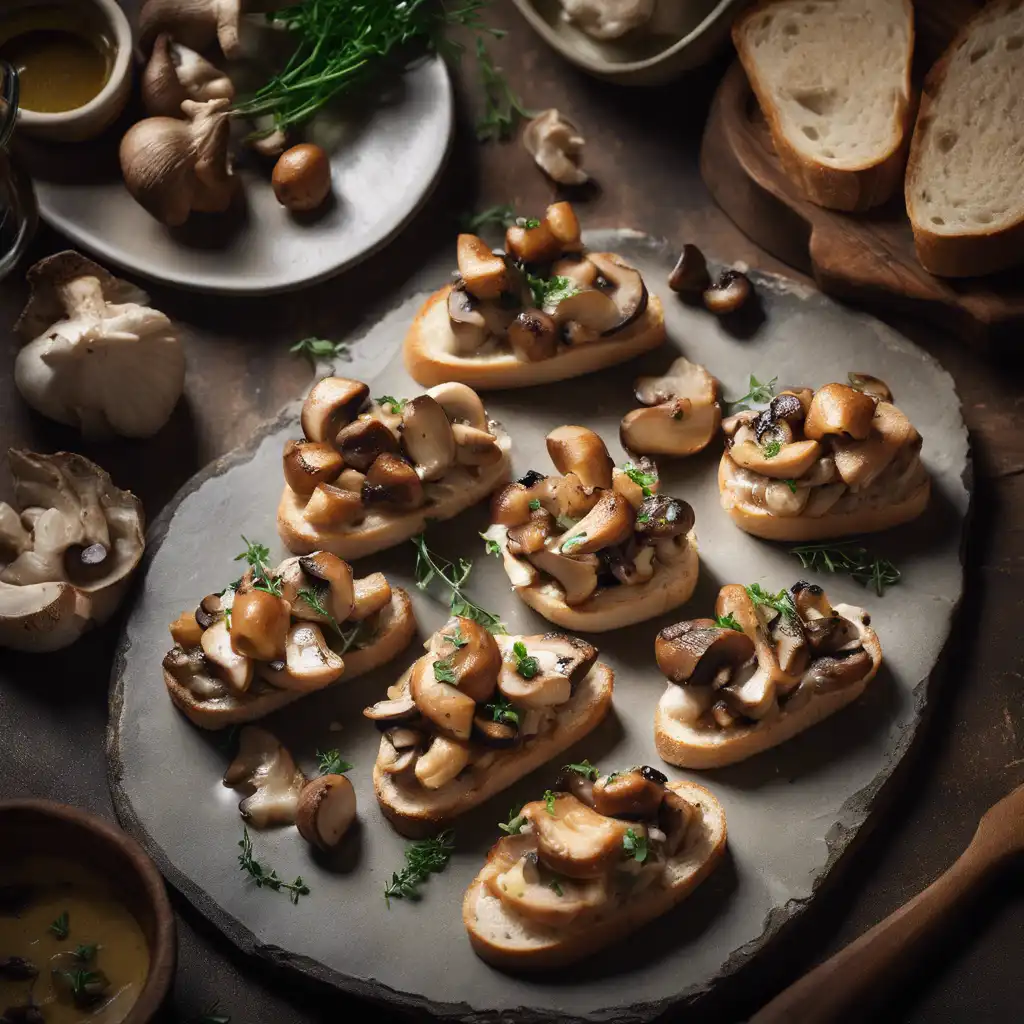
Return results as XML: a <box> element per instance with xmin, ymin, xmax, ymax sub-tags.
<box><xmin>1</xmin><ymin>5</ymin><xmax>1023</xmax><ymax>1021</ymax></box>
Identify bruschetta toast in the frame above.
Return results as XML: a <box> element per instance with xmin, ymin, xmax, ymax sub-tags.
<box><xmin>654</xmin><ymin>581</ymin><xmax>882</xmax><ymax>769</ymax></box>
<box><xmin>719</xmin><ymin>374</ymin><xmax>929</xmax><ymax>541</ymax></box>
<box><xmin>403</xmin><ymin>202</ymin><xmax>665</xmax><ymax>390</ymax></box>
<box><xmin>483</xmin><ymin>426</ymin><xmax>698</xmax><ymax>632</ymax></box>
<box><xmin>163</xmin><ymin>545</ymin><xmax>415</xmax><ymax>729</ymax></box>
<box><xmin>366</xmin><ymin>617</ymin><xmax>614</xmax><ymax>837</ymax></box>
<box><xmin>277</xmin><ymin>378</ymin><xmax>511</xmax><ymax>559</ymax></box>
<box><xmin>463</xmin><ymin>765</ymin><xmax>727</xmax><ymax>969</ymax></box>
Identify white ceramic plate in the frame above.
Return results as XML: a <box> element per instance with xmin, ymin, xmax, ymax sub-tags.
<box><xmin>31</xmin><ymin>56</ymin><xmax>453</xmax><ymax>295</ymax></box>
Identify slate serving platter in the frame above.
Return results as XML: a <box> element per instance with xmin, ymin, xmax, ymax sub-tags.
<box><xmin>107</xmin><ymin>232</ymin><xmax>970</xmax><ymax>1022</ymax></box>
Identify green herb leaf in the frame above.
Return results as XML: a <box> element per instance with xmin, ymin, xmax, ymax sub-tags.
<box><xmin>475</xmin><ymin>36</ymin><xmax>535</xmax><ymax>142</ymax></box>
<box><xmin>485</xmin><ymin>694</ymin><xmax>519</xmax><ymax>726</ymax></box>
<box><xmin>460</xmin><ymin>204</ymin><xmax>518</xmax><ymax>232</ymax></box>
<box><xmin>316</xmin><ymin>750</ymin><xmax>353</xmax><ymax>776</ymax></box>
<box><xmin>728</xmin><ymin>374</ymin><xmax>778</xmax><ymax>412</ymax></box>
<box><xmin>714</xmin><ymin>613</ymin><xmax>742</xmax><ymax>632</ymax></box>
<box><xmin>745</xmin><ymin>583</ymin><xmax>798</xmax><ymax>621</ymax></box>
<box><xmin>49</xmin><ymin>911</ymin><xmax>69</xmax><ymax>940</ymax></box>
<box><xmin>623</xmin><ymin>828</ymin><xmax>648</xmax><ymax>863</ymax></box>
<box><xmin>761</xmin><ymin>438</ymin><xmax>782</xmax><ymax>459</ymax></box>
<box><xmin>234</xmin><ymin>536</ymin><xmax>283</xmax><ymax>596</ymax></box>
<box><xmin>791</xmin><ymin>542</ymin><xmax>901</xmax><ymax>596</ymax></box>
<box><xmin>63</xmin><ymin>968</ymin><xmax>105</xmax><ymax>1005</ymax></box>
<box><xmin>433</xmin><ymin>655</ymin><xmax>458</xmax><ymax>684</ymax></box>
<box><xmin>561</xmin><ymin>533</ymin><xmax>586</xmax><ymax>551</ymax></box>
<box><xmin>290</xmin><ymin>337</ymin><xmax>349</xmax><ymax>366</ymax></box>
<box><xmin>527</xmin><ymin>273</ymin><xmax>579</xmax><ymax>309</ymax></box>
<box><xmin>498</xmin><ymin>806</ymin><xmax>526</xmax><ymax>835</ymax></box>
<box><xmin>563</xmin><ymin>759</ymin><xmax>599</xmax><ymax>780</ymax></box>
<box><xmin>384</xmin><ymin>831</ymin><xmax>455</xmax><ymax>905</ymax></box>
<box><xmin>446</xmin><ymin>625</ymin><xmax>468</xmax><ymax>649</ymax></box>
<box><xmin>375</xmin><ymin>395</ymin><xmax>407</xmax><ymax>414</ymax></box>
<box><xmin>512</xmin><ymin>640</ymin><xmax>540</xmax><ymax>679</ymax></box>
<box><xmin>543</xmin><ymin>790</ymin><xmax>557</xmax><ymax>816</ymax></box>
<box><xmin>480</xmin><ymin>531</ymin><xmax>503</xmax><ymax>557</ymax></box>
<box><xmin>238</xmin><ymin>827</ymin><xmax>311</xmax><ymax>904</ymax></box>
<box><xmin>73</xmin><ymin>944</ymin><xmax>96</xmax><ymax>963</ymax></box>
<box><xmin>411</xmin><ymin>534</ymin><xmax>507</xmax><ymax>634</ymax></box>
<box><xmin>783</xmin><ymin>478</ymin><xmax>798</xmax><ymax>493</ymax></box>
<box><xmin>528</xmin><ymin>498</ymin><xmax>542</xmax><ymax>511</ymax></box>
<box><xmin>636</xmin><ymin>512</ymin><xmax>650</xmax><ymax>524</ymax></box>
<box><xmin>622</xmin><ymin>461</ymin><xmax>658</xmax><ymax>498</ymax></box>
<box><xmin>549</xmin><ymin>879</ymin><xmax>564</xmax><ymax>897</ymax></box>
<box><xmin>516</xmin><ymin>217</ymin><xmax>542</xmax><ymax>229</ymax></box>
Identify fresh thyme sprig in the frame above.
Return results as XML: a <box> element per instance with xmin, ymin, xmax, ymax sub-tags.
<box><xmin>745</xmin><ymin>583</ymin><xmax>797</xmax><ymax>621</ymax></box>
<box><xmin>317</xmin><ymin>749</ymin><xmax>353</xmax><ymax>776</ymax></box>
<box><xmin>237</xmin><ymin>828</ymin><xmax>310</xmax><ymax>904</ymax></box>
<box><xmin>791</xmin><ymin>542</ymin><xmax>901</xmax><ymax>596</ymax></box>
<box><xmin>290</xmin><ymin>337</ymin><xmax>350</xmax><ymax>367</ymax></box>
<box><xmin>234</xmin><ymin>537</ymin><xmax>283</xmax><ymax>596</ymax></box>
<box><xmin>727</xmin><ymin>374</ymin><xmax>777</xmax><ymax>412</ymax></box>
<box><xmin>621</xmin><ymin>462</ymin><xmax>658</xmax><ymax>497</ymax></box>
<box><xmin>49</xmin><ymin>911</ymin><xmax>69</xmax><ymax>940</ymax></box>
<box><xmin>484</xmin><ymin>694</ymin><xmax>519</xmax><ymax>726</ymax></box>
<box><xmin>411</xmin><ymin>534</ymin><xmax>506</xmax><ymax>634</ymax></box>
<box><xmin>475</xmin><ymin>35</ymin><xmax>535</xmax><ymax>142</ymax></box>
<box><xmin>297</xmin><ymin>586</ymin><xmax>366</xmax><ymax>653</ymax></box>
<box><xmin>714</xmin><ymin>613</ymin><xmax>742</xmax><ymax>632</ymax></box>
<box><xmin>563</xmin><ymin>759</ymin><xmax>599</xmax><ymax>780</ymax></box>
<box><xmin>498</xmin><ymin>806</ymin><xmax>526</xmax><ymax>835</ymax></box>
<box><xmin>384</xmin><ymin>831</ymin><xmax>455</xmax><ymax>905</ymax></box>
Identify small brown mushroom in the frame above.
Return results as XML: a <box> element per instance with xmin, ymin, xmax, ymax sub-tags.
<box><xmin>426</xmin><ymin>382</ymin><xmax>488</xmax><ymax>431</ymax></box>
<box><xmin>703</xmin><ymin>269</ymin><xmax>753</xmax><ymax>315</ymax></box>
<box><xmin>303</xmin><ymin>483</ymin><xmax>363</xmax><ymax>528</ymax></box>
<box><xmin>408</xmin><ymin>656</ymin><xmax>476</xmax><ymax>740</ymax></box>
<box><xmin>169</xmin><ymin>609</ymin><xmax>203</xmax><ymax>648</ymax></box>
<box><xmin>282</xmin><ymin>439</ymin><xmax>344</xmax><ymax>495</ymax></box>
<box><xmin>229</xmin><ymin>589</ymin><xmax>290</xmax><ymax>661</ymax></box>
<box><xmin>433</xmin><ymin>616</ymin><xmax>502</xmax><ymax>704</ymax></box>
<box><xmin>634</xmin><ymin>494</ymin><xmax>696</xmax><ymax>539</ymax></box>
<box><xmin>363</xmin><ymin>694</ymin><xmax>420</xmax><ymax>727</ymax></box>
<box><xmin>728</xmin><ymin>438</ymin><xmax>823</xmax><ymax>480</ymax></box>
<box><xmin>848</xmin><ymin>372</ymin><xmax>893</xmax><ymax>403</ymax></box>
<box><xmin>297</xmin><ymin>551</ymin><xmax>354</xmax><ymax>622</ymax></box>
<box><xmin>414</xmin><ymin>734</ymin><xmax>471</xmax><ymax>790</ymax></box>
<box><xmin>546</xmin><ymin>425</ymin><xmax>613</xmax><ymax>493</ymax></box>
<box><xmin>223</xmin><ymin>725</ymin><xmax>306</xmax><ymax>828</ymax></box>
<box><xmin>473</xmin><ymin>713</ymin><xmax>519</xmax><ymax>748</ymax></box>
<box><xmin>261</xmin><ymin>622</ymin><xmax>344</xmax><ymax>691</ymax></box>
<box><xmin>337</xmin><ymin>418</ymin><xmax>399</xmax><ymax>473</ymax></box>
<box><xmin>508</xmin><ymin>309</ymin><xmax>559</xmax><ymax>362</ymax></box>
<box><xmin>402</xmin><ymin>395</ymin><xmax>457</xmax><ymax>481</ymax></box>
<box><xmin>587</xmin><ymin>253</ymin><xmax>649</xmax><ymax>332</ymax></box>
<box><xmin>361</xmin><ymin>453</ymin><xmax>425</xmax><ymax>509</ymax></box>
<box><xmin>526</xmin><ymin>546</ymin><xmax>600</xmax><ymax>606</ymax></box>
<box><xmin>490</xmin><ymin>482</ymin><xmax>535</xmax><ymax>527</ymax></box>
<box><xmin>804</xmin><ymin>649</ymin><xmax>873</xmax><ymax>692</ymax></box>
<box><xmin>452</xmin><ymin>424</ymin><xmax>503</xmax><ymax>468</ymax></box>
<box><xmin>668</xmin><ymin>244</ymin><xmax>711</xmax><ymax>294</ymax></box>
<box><xmin>544</xmin><ymin>201</ymin><xmax>584</xmax><ymax>249</ymax></box>
<box><xmin>296</xmin><ymin>774</ymin><xmax>356</xmax><ymax>850</ymax></box>
<box><xmin>592</xmin><ymin>766</ymin><xmax>666</xmax><ymax>820</ymax></box>
<box><xmin>457</xmin><ymin>234</ymin><xmax>509</xmax><ymax>300</ymax></box>
<box><xmin>272</xmin><ymin>144</ymin><xmax>332</xmax><ymax>212</ymax></box>
<box><xmin>553</xmin><ymin>255</ymin><xmax>598</xmax><ymax>289</ymax></box>
<box><xmin>655</xmin><ymin>619</ymin><xmax>755</xmax><ymax>686</ymax></box>
<box><xmin>804</xmin><ymin>383</ymin><xmax>877</xmax><ymax>441</ymax></box>
<box><xmin>556</xmin><ymin>489</ymin><xmax>635</xmax><ymax>555</ymax></box>
<box><xmin>526</xmin><ymin>793</ymin><xmax>632</xmax><ymax>879</ymax></box>
<box><xmin>505</xmin><ymin>220</ymin><xmax>562</xmax><ymax>264</ymax></box>
<box><xmin>447</xmin><ymin>287</ymin><xmax>489</xmax><ymax>354</ymax></box>
<box><xmin>300</xmin><ymin>378</ymin><xmax>369</xmax><ymax>446</ymax></box>
<box><xmin>507</xmin><ymin>507</ymin><xmax>556</xmax><ymax>556</ymax></box>
<box><xmin>350</xmin><ymin>572</ymin><xmax>392</xmax><ymax>621</ymax></box>
<box><xmin>832</xmin><ymin>402</ymin><xmax>917</xmax><ymax>488</ymax></box>
<box><xmin>620</xmin><ymin>400</ymin><xmax>721</xmax><ymax>458</ymax></box>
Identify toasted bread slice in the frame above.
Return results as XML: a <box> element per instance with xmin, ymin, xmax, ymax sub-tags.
<box><xmin>499</xmin><ymin>532</ymin><xmax>699</xmax><ymax>633</ymax></box>
<box><xmin>462</xmin><ymin>780</ymin><xmax>726</xmax><ymax>969</ymax></box>
<box><xmin>374</xmin><ymin>663</ymin><xmax>614</xmax><ymax>837</ymax></box>
<box><xmin>278</xmin><ymin>432</ymin><xmax>512</xmax><ymax>559</ymax></box>
<box><xmin>165</xmin><ymin>589</ymin><xmax>415</xmax><ymax>729</ymax></box>
<box><xmin>733</xmin><ymin>0</ymin><xmax>914</xmax><ymax>212</ymax></box>
<box><xmin>403</xmin><ymin>281</ymin><xmax>666</xmax><ymax>391</ymax></box>
<box><xmin>906</xmin><ymin>0</ymin><xmax>1024</xmax><ymax>277</ymax></box>
<box><xmin>718</xmin><ymin>456</ymin><xmax>930</xmax><ymax>542</ymax></box>
<box><xmin>655</xmin><ymin>605</ymin><xmax>883</xmax><ymax>769</ymax></box>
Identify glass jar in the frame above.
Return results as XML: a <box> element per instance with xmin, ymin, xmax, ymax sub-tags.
<box><xmin>0</xmin><ymin>59</ymin><xmax>37</xmax><ymax>281</ymax></box>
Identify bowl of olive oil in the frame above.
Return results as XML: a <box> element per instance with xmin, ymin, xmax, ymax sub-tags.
<box><xmin>0</xmin><ymin>0</ymin><xmax>132</xmax><ymax>142</ymax></box>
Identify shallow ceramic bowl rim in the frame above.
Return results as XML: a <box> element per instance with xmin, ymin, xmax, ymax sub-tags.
<box><xmin>0</xmin><ymin>799</ymin><xmax>176</xmax><ymax>1024</ymax></box>
<box><xmin>5</xmin><ymin>0</ymin><xmax>132</xmax><ymax>129</ymax></box>
<box><xmin>511</xmin><ymin>0</ymin><xmax>745</xmax><ymax>76</ymax></box>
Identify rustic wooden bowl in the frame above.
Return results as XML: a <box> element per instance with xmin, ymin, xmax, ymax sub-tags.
<box><xmin>0</xmin><ymin>800</ymin><xmax>176</xmax><ymax>1023</ymax></box>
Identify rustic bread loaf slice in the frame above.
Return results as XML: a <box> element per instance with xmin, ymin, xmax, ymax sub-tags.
<box><xmin>906</xmin><ymin>0</ymin><xmax>1024</xmax><ymax>277</ymax></box>
<box><xmin>733</xmin><ymin>0</ymin><xmax>915</xmax><ymax>211</ymax></box>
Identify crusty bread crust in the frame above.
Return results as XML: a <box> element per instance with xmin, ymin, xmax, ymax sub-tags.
<box><xmin>733</xmin><ymin>0</ymin><xmax>915</xmax><ymax>212</ymax></box>
<box><xmin>462</xmin><ymin>780</ymin><xmax>727</xmax><ymax>969</ymax></box>
<box><xmin>164</xmin><ymin>589</ymin><xmax>416</xmax><ymax>730</ymax></box>
<box><xmin>718</xmin><ymin>456</ymin><xmax>930</xmax><ymax>542</ymax></box>
<box><xmin>374</xmin><ymin>663</ymin><xmax>614</xmax><ymax>838</ymax></box>
<box><xmin>277</xmin><ymin>433</ymin><xmax>512</xmax><ymax>559</ymax></box>
<box><xmin>507</xmin><ymin>532</ymin><xmax>699</xmax><ymax>633</ymax></box>
<box><xmin>906</xmin><ymin>0</ymin><xmax>1024</xmax><ymax>277</ymax></box>
<box><xmin>655</xmin><ymin>613</ymin><xmax>883</xmax><ymax>769</ymax></box>
<box><xmin>403</xmin><ymin>278</ymin><xmax>666</xmax><ymax>391</ymax></box>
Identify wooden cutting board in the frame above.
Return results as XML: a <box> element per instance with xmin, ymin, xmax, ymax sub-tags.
<box><xmin>699</xmin><ymin>0</ymin><xmax>1024</xmax><ymax>349</ymax></box>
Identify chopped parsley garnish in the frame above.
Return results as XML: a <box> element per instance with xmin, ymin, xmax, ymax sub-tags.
<box><xmin>714</xmin><ymin>613</ymin><xmax>742</xmax><ymax>632</ymax></box>
<box><xmin>636</xmin><ymin>512</ymin><xmax>650</xmax><ymax>524</ymax></box>
<box><xmin>516</xmin><ymin>217</ymin><xmax>542</xmax><ymax>229</ymax></box>
<box><xmin>433</xmin><ymin>655</ymin><xmax>458</xmax><ymax>684</ymax></box>
<box><xmin>622</xmin><ymin>462</ymin><xmax>658</xmax><ymax>498</ymax></box>
<box><xmin>549</xmin><ymin>879</ymin><xmax>564</xmax><ymax>897</ymax></box>
<box><xmin>316</xmin><ymin>750</ymin><xmax>353</xmax><ymax>776</ymax></box>
<box><xmin>783</xmin><ymin>479</ymin><xmax>798</xmax><ymax>493</ymax></box>
<box><xmin>485</xmin><ymin>694</ymin><xmax>520</xmax><ymax>726</ymax></box>
<box><xmin>384</xmin><ymin>831</ymin><xmax>454</xmax><ymax>905</ymax></box>
<box><xmin>290</xmin><ymin>337</ymin><xmax>349</xmax><ymax>366</ymax></box>
<box><xmin>623</xmin><ymin>828</ymin><xmax>648</xmax><ymax>863</ymax></box>
<box><xmin>563</xmin><ymin>760</ymin><xmax>599</xmax><ymax>780</ymax></box>
<box><xmin>728</xmin><ymin>374</ymin><xmax>777</xmax><ymax>412</ymax></box>
<box><xmin>528</xmin><ymin>498</ymin><xmax>542</xmax><ymax>511</ymax></box>
<box><xmin>512</xmin><ymin>640</ymin><xmax>539</xmax><ymax>679</ymax></box>
<box><xmin>761</xmin><ymin>438</ymin><xmax>782</xmax><ymax>459</ymax></box>
<box><xmin>745</xmin><ymin>583</ymin><xmax>798</xmax><ymax>621</ymax></box>
<box><xmin>498</xmin><ymin>806</ymin><xmax>527</xmax><ymax>835</ymax></box>
<box><xmin>543</xmin><ymin>790</ymin><xmax>557</xmax><ymax>816</ymax></box>
<box><xmin>480</xmin><ymin>531</ymin><xmax>503</xmax><ymax>557</ymax></box>
<box><xmin>527</xmin><ymin>273</ymin><xmax>579</xmax><ymax>310</ymax></box>
<box><xmin>791</xmin><ymin>542</ymin><xmax>901</xmax><ymax>596</ymax></box>
<box><xmin>375</xmin><ymin>395</ymin><xmax>407</xmax><ymax>414</ymax></box>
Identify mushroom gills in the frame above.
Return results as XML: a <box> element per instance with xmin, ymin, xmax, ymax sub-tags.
<box><xmin>223</xmin><ymin>726</ymin><xmax>306</xmax><ymax>828</ymax></box>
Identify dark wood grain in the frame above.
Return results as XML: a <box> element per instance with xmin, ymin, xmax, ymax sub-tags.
<box><xmin>1</xmin><ymin>2</ymin><xmax>1024</xmax><ymax>1022</ymax></box>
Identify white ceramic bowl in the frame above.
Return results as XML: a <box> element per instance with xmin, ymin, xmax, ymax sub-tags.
<box><xmin>7</xmin><ymin>0</ymin><xmax>132</xmax><ymax>142</ymax></box>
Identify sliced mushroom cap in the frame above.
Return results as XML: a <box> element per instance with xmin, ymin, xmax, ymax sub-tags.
<box><xmin>507</xmin><ymin>507</ymin><xmax>555</xmax><ymax>556</ymax></box>
<box><xmin>497</xmin><ymin>649</ymin><xmax>570</xmax><ymax>708</ymax></box>
<box><xmin>526</xmin><ymin>793</ymin><xmax>633</xmax><ymax>879</ymax></box>
<box><xmin>546</xmin><ymin>425</ymin><xmax>613</xmax><ymax>493</ymax></box>
<box><xmin>224</xmin><ymin>726</ymin><xmax>306</xmax><ymax>828</ymax></box>
<box><xmin>452</xmin><ymin>424</ymin><xmax>503</xmax><ymax>468</ymax></box>
<box><xmin>296</xmin><ymin>774</ymin><xmax>357</xmax><ymax>850</ymax></box>
<box><xmin>587</xmin><ymin>253</ymin><xmax>648</xmax><ymax>333</ymax></box>
<box><xmin>592</xmin><ymin>767</ymin><xmax>666</xmax><ymax>820</ymax></box>
<box><xmin>634</xmin><ymin>494</ymin><xmax>696</xmax><ymax>539</ymax></box>
<box><xmin>414</xmin><ymin>734</ymin><xmax>471</xmax><ymax>790</ymax></box>
<box><xmin>426</xmin><ymin>382</ymin><xmax>488</xmax><ymax>431</ymax></box>
<box><xmin>298</xmin><ymin>551</ymin><xmax>354</xmax><ymax>622</ymax></box>
<box><xmin>703</xmin><ymin>270</ymin><xmax>753</xmax><ymax>315</ymax></box>
<box><xmin>606</xmin><ymin>537</ymin><xmax>656</xmax><ymax>585</ymax></box>
<box><xmin>169</xmin><ymin>608</ymin><xmax>204</xmax><ymax>648</ymax></box>
<box><xmin>553</xmin><ymin>255</ymin><xmax>598</xmax><ymax>289</ymax></box>
<box><xmin>752</xmin><ymin>393</ymin><xmax>807</xmax><ymax>444</ymax></box>
<box><xmin>721</xmin><ymin>662</ymin><xmax>777</xmax><ymax>720</ymax></box>
<box><xmin>523</xmin><ymin>109</ymin><xmax>588</xmax><ymax>185</ymax></box>
<box><xmin>408</xmin><ymin>656</ymin><xmax>476</xmax><ymax>740</ymax></box>
<box><xmin>303</xmin><ymin>483</ymin><xmax>364</xmax><ymax>529</ymax></box>
<box><xmin>508</xmin><ymin>309</ymin><xmax>559</xmax><ymax>362</ymax></box>
<box><xmin>195</xmin><ymin>591</ymin><xmax>225</xmax><ymax>630</ymax></box>
<box><xmin>804</xmin><ymin>383</ymin><xmax>877</xmax><ymax>441</ymax></box>
<box><xmin>379</xmin><ymin>740</ymin><xmax>419</xmax><ymax>775</ymax></box>
<box><xmin>490</xmin><ymin>482</ymin><xmax>535</xmax><ymax>527</ymax></box>
<box><xmin>832</xmin><ymin>402</ymin><xmax>917</xmax><ymax>488</ymax></box>
<box><xmin>771</xmin><ymin>612</ymin><xmax>809</xmax><ymax>679</ymax></box>
<box><xmin>505</xmin><ymin>220</ymin><xmax>562</xmax><ymax>264</ymax></box>
<box><xmin>336</xmin><ymin>417</ymin><xmax>399</xmax><ymax>473</ymax></box>
<box><xmin>655</xmin><ymin>619</ymin><xmax>755</xmax><ymax>686</ymax></box>
<box><xmin>550</xmin><ymin>288</ymin><xmax>623</xmax><ymax>338</ymax></box>
<box><xmin>201</xmin><ymin>619</ymin><xmax>253</xmax><ymax>693</ymax></box>
<box><xmin>668</xmin><ymin>245</ymin><xmax>711</xmax><ymax>294</ymax></box>
<box><xmin>473</xmin><ymin>713</ymin><xmax>520</xmax><ymax>748</ymax></box>
<box><xmin>282</xmin><ymin>440</ymin><xmax>344</xmax><ymax>496</ymax></box>
<box><xmin>635</xmin><ymin>356</ymin><xmax>717</xmax><ymax>408</ymax></box>
<box><xmin>350</xmin><ymin>572</ymin><xmax>392</xmax><ymax>621</ymax></box>
<box><xmin>447</xmin><ymin>286</ymin><xmax>489</xmax><ymax>354</ymax></box>
<box><xmin>363</xmin><ymin>694</ymin><xmax>420</xmax><ymax>727</ymax></box>
<box><xmin>714</xmin><ymin>584</ymin><xmax>782</xmax><ymax>682</ymax></box>
<box><xmin>260</xmin><ymin>622</ymin><xmax>345</xmax><ymax>691</ymax></box>
<box><xmin>434</xmin><ymin>616</ymin><xmax>502</xmax><ymax>703</ymax></box>
<box><xmin>803</xmin><ymin>648</ymin><xmax>873</xmax><ymax>692</ymax></box>
<box><xmin>301</xmin><ymin>378</ymin><xmax>369</xmax><ymax>446</ymax></box>
<box><xmin>728</xmin><ymin>439</ymin><xmax>823</xmax><ymax>480</ymax></box>
<box><xmin>556</xmin><ymin>489</ymin><xmax>634</xmax><ymax>555</ymax></box>
<box><xmin>457</xmin><ymin>233</ymin><xmax>509</xmax><ymax>300</ymax></box>
<box><xmin>497</xmin><ymin>631</ymin><xmax>597</xmax><ymax>707</ymax></box>
<box><xmin>621</xmin><ymin>400</ymin><xmax>721</xmax><ymax>458</ymax></box>
<box><xmin>401</xmin><ymin>395</ymin><xmax>457</xmax><ymax>482</ymax></box>
<box><xmin>757</xmin><ymin>479</ymin><xmax>811</xmax><ymax>517</ymax></box>
<box><xmin>526</xmin><ymin>546</ymin><xmax>600</xmax><ymax>606</ymax></box>
<box><xmin>361</xmin><ymin>452</ymin><xmax>425</xmax><ymax>510</ymax></box>
<box><xmin>229</xmin><ymin>589</ymin><xmax>290</xmax><ymax>662</ymax></box>
<box><xmin>848</xmin><ymin>372</ymin><xmax>893</xmax><ymax>403</ymax></box>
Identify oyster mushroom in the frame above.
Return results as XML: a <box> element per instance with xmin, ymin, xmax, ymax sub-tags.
<box><xmin>296</xmin><ymin>774</ymin><xmax>357</xmax><ymax>850</ymax></box>
<box><xmin>337</xmin><ymin>419</ymin><xmax>399</xmax><ymax>472</ymax></box>
<box><xmin>556</xmin><ymin>490</ymin><xmax>635</xmax><ymax>555</ymax></box>
<box><xmin>635</xmin><ymin>356</ymin><xmax>717</xmax><ymax>408</ymax></box>
<box><xmin>804</xmin><ymin>383</ymin><xmax>877</xmax><ymax>441</ymax></box>
<box><xmin>402</xmin><ymin>396</ymin><xmax>457</xmax><ymax>481</ymax></box>
<box><xmin>497</xmin><ymin>632</ymin><xmax>597</xmax><ymax>707</ymax></box>
<box><xmin>408</xmin><ymin>657</ymin><xmax>476</xmax><ymax>740</ymax></box>
<box><xmin>415</xmin><ymin>734</ymin><xmax>471</xmax><ymax>790</ymax></box>
<box><xmin>282</xmin><ymin>440</ymin><xmax>344</xmax><ymax>495</ymax></box>
<box><xmin>621</xmin><ymin>400</ymin><xmax>721</xmax><ymax>458</ymax></box>
<box><xmin>223</xmin><ymin>725</ymin><xmax>306</xmax><ymax>827</ymax></box>
<box><xmin>300</xmin><ymin>377</ymin><xmax>369</xmax><ymax>446</ymax></box>
<box><xmin>655</xmin><ymin>619</ymin><xmax>755</xmax><ymax>686</ymax></box>
<box><xmin>139</xmin><ymin>0</ymin><xmax>303</xmax><ymax>58</ymax></box>
<box><xmin>456</xmin><ymin>234</ymin><xmax>508</xmax><ymax>301</ymax></box>
<box><xmin>546</xmin><ymin>425</ymin><xmax>613</xmax><ymax>493</ymax></box>
<box><xmin>141</xmin><ymin>33</ymin><xmax>234</xmax><ymax>118</ymax></box>
<box><xmin>120</xmin><ymin>98</ymin><xmax>237</xmax><ymax>227</ymax></box>
<box><xmin>526</xmin><ymin>793</ymin><xmax>634</xmax><ymax>878</ymax></box>
<box><xmin>361</xmin><ymin>453</ymin><xmax>425</xmax><ymax>509</ymax></box>
<box><xmin>363</xmin><ymin>694</ymin><xmax>421</xmax><ymax>728</ymax></box>
<box><xmin>592</xmin><ymin>766</ymin><xmax>666</xmax><ymax>820</ymax></box>
<box><xmin>832</xmin><ymin>402</ymin><xmax>917</xmax><ymax>488</ymax></box>
<box><xmin>0</xmin><ymin>451</ymin><xmax>144</xmax><ymax>652</ymax></box>
<box><xmin>202</xmin><ymin>619</ymin><xmax>253</xmax><ymax>692</ymax></box>
<box><xmin>14</xmin><ymin>253</ymin><xmax>185</xmax><ymax>439</ymax></box>
<box><xmin>522</xmin><ymin>109</ymin><xmax>588</xmax><ymax>185</ymax></box>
